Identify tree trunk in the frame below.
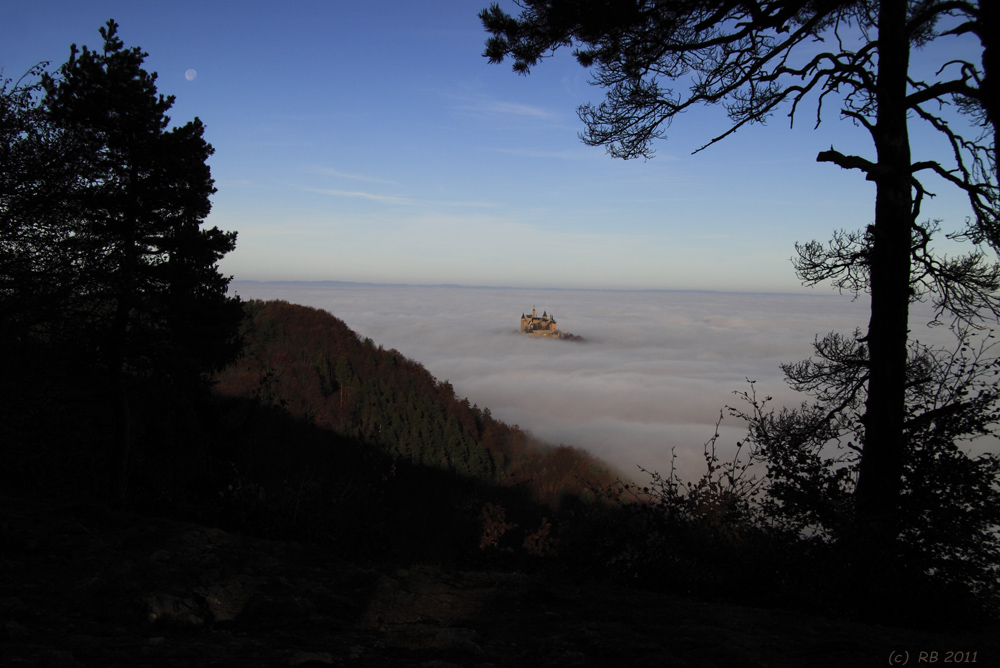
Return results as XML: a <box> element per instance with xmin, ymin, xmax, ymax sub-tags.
<box><xmin>107</xmin><ymin>302</ymin><xmax>130</xmax><ymax>510</ymax></box>
<box><xmin>108</xmin><ymin>166</ymin><xmax>139</xmax><ymax>510</ymax></box>
<box><xmin>854</xmin><ymin>0</ymin><xmax>913</xmax><ymax>612</ymax></box>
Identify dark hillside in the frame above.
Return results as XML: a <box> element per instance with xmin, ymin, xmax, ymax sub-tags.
<box><xmin>216</xmin><ymin>300</ymin><xmax>503</xmax><ymax>481</ymax></box>
<box><xmin>214</xmin><ymin>300</ymin><xmax>619</xmax><ymax>507</ymax></box>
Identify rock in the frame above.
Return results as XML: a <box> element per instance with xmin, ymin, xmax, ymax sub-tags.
<box><xmin>4</xmin><ymin>619</ymin><xmax>28</xmax><ymax>638</ymax></box>
<box><xmin>148</xmin><ymin>549</ymin><xmax>172</xmax><ymax>563</ymax></box>
<box><xmin>181</xmin><ymin>530</ymin><xmax>206</xmax><ymax>546</ymax></box>
<box><xmin>197</xmin><ymin>552</ymin><xmax>221</xmax><ymax>569</ymax></box>
<box><xmin>297</xmin><ymin>582</ymin><xmax>356</xmax><ymax>616</ymax></box>
<box><xmin>203</xmin><ymin>527</ymin><xmax>229</xmax><ymax>541</ymax></box>
<box><xmin>85</xmin><ymin>539</ymin><xmax>107</xmax><ymax>552</ymax></box>
<box><xmin>241</xmin><ymin>592</ymin><xmax>316</xmax><ymax>622</ymax></box>
<box><xmin>61</xmin><ymin>521</ymin><xmax>90</xmax><ymax>535</ymax></box>
<box><xmin>197</xmin><ymin>584</ymin><xmax>246</xmax><ymax>623</ymax></box>
<box><xmin>375</xmin><ymin>575</ymin><xmax>398</xmax><ymax>596</ymax></box>
<box><xmin>435</xmin><ymin>627</ymin><xmax>485</xmax><ymax>655</ymax></box>
<box><xmin>140</xmin><ymin>593</ymin><xmax>211</xmax><ymax>627</ymax></box>
<box><xmin>28</xmin><ymin>648</ymin><xmax>83</xmax><ymax>666</ymax></box>
<box><xmin>288</xmin><ymin>650</ymin><xmax>335</xmax><ymax>665</ymax></box>
<box><xmin>0</xmin><ymin>596</ymin><xmax>25</xmax><ymax>617</ymax></box>
<box><xmin>0</xmin><ymin>522</ymin><xmax>37</xmax><ymax>552</ymax></box>
<box><xmin>74</xmin><ymin>575</ymin><xmax>107</xmax><ymax>595</ymax></box>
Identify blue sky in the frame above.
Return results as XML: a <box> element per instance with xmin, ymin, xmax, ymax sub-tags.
<box><xmin>1</xmin><ymin>1</ymin><xmax>985</xmax><ymax>292</ymax></box>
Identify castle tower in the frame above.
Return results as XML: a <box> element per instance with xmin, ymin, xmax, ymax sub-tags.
<box><xmin>521</xmin><ymin>306</ymin><xmax>561</xmax><ymax>336</ymax></box>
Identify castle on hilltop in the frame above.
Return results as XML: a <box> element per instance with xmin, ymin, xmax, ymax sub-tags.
<box><xmin>520</xmin><ymin>307</ymin><xmax>560</xmax><ymax>337</ymax></box>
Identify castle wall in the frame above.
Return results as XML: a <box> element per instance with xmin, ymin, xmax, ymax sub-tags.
<box><xmin>520</xmin><ymin>313</ymin><xmax>558</xmax><ymax>334</ymax></box>
<box><xmin>519</xmin><ymin>308</ymin><xmax>577</xmax><ymax>340</ymax></box>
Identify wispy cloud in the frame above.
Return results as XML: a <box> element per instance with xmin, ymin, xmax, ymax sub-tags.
<box><xmin>478</xmin><ymin>100</ymin><xmax>552</xmax><ymax>118</ymax></box>
<box><xmin>306</xmin><ymin>166</ymin><xmax>400</xmax><ymax>185</ymax></box>
<box><xmin>435</xmin><ymin>199</ymin><xmax>499</xmax><ymax>209</ymax></box>
<box><xmin>491</xmin><ymin>147</ymin><xmax>589</xmax><ymax>160</ymax></box>
<box><xmin>221</xmin><ymin>178</ymin><xmax>254</xmax><ymax>188</ymax></box>
<box><xmin>297</xmin><ymin>186</ymin><xmax>497</xmax><ymax>209</ymax></box>
<box><xmin>299</xmin><ymin>187</ymin><xmax>415</xmax><ymax>205</ymax></box>
<box><xmin>451</xmin><ymin>94</ymin><xmax>554</xmax><ymax>120</ymax></box>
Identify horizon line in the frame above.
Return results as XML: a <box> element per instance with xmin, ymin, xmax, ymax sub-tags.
<box><xmin>229</xmin><ymin>278</ymin><xmax>844</xmax><ymax>299</ymax></box>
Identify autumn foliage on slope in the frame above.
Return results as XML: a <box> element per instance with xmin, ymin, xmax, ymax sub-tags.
<box><xmin>214</xmin><ymin>300</ymin><xmax>618</xmax><ymax>508</ymax></box>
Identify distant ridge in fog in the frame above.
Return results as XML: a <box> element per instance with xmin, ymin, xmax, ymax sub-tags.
<box><xmin>232</xmin><ymin>278</ymin><xmax>816</xmax><ymax>297</ymax></box>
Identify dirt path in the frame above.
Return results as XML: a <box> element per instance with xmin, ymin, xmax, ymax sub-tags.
<box><xmin>2</xmin><ymin>496</ymin><xmax>995</xmax><ymax>667</ymax></box>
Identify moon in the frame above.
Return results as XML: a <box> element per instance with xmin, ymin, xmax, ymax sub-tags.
<box><xmin>185</xmin><ymin>69</ymin><xmax>197</xmax><ymax>81</ymax></box>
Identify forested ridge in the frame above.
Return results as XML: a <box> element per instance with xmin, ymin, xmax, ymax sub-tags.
<box><xmin>214</xmin><ymin>300</ymin><xmax>617</xmax><ymax>506</ymax></box>
<box><xmin>202</xmin><ymin>298</ymin><xmax>622</xmax><ymax>560</ymax></box>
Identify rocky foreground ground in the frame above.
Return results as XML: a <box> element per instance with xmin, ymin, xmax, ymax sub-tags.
<box><xmin>2</xmin><ymin>495</ymin><xmax>996</xmax><ymax>668</ymax></box>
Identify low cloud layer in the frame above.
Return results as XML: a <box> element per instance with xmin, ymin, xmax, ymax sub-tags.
<box><xmin>231</xmin><ymin>282</ymin><xmax>960</xmax><ymax>481</ymax></box>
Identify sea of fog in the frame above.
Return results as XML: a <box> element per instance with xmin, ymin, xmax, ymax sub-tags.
<box><xmin>230</xmin><ymin>281</ymin><xmax>973</xmax><ymax>482</ymax></box>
